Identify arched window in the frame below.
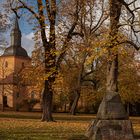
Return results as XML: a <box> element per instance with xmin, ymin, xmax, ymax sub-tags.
<box><xmin>5</xmin><ymin>61</ymin><xmax>8</xmax><ymax>68</ymax></box>
<box><xmin>3</xmin><ymin>96</ymin><xmax>8</xmax><ymax>107</ymax></box>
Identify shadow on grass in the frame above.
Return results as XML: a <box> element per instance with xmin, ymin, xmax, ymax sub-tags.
<box><xmin>0</xmin><ymin>131</ymin><xmax>67</xmax><ymax>140</ymax></box>
<box><xmin>67</xmin><ymin>135</ymin><xmax>88</xmax><ymax>140</ymax></box>
<box><xmin>0</xmin><ymin>113</ymin><xmax>40</xmax><ymax>119</ymax></box>
<box><xmin>68</xmin><ymin>134</ymin><xmax>140</xmax><ymax>140</ymax></box>
<box><xmin>134</xmin><ymin>134</ymin><xmax>140</xmax><ymax>139</ymax></box>
<box><xmin>0</xmin><ymin>112</ymin><xmax>93</xmax><ymax>122</ymax></box>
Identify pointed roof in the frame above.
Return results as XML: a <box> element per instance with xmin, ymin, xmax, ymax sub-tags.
<box><xmin>1</xmin><ymin>17</ymin><xmax>29</xmax><ymax>58</ymax></box>
<box><xmin>10</xmin><ymin>17</ymin><xmax>21</xmax><ymax>37</ymax></box>
<box><xmin>12</xmin><ymin>17</ymin><xmax>21</xmax><ymax>32</ymax></box>
<box><xmin>2</xmin><ymin>46</ymin><xmax>29</xmax><ymax>58</ymax></box>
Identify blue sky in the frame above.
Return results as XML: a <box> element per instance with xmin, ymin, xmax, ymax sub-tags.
<box><xmin>1</xmin><ymin>0</ymin><xmax>61</xmax><ymax>56</ymax></box>
<box><xmin>19</xmin><ymin>18</ymin><xmax>33</xmax><ymax>34</ymax></box>
<box><xmin>1</xmin><ymin>0</ymin><xmax>36</xmax><ymax>56</ymax></box>
<box><xmin>6</xmin><ymin>17</ymin><xmax>35</xmax><ymax>56</ymax></box>
<box><xmin>16</xmin><ymin>18</ymin><xmax>35</xmax><ymax>56</ymax></box>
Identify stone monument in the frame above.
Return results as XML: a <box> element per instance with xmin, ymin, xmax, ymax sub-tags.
<box><xmin>85</xmin><ymin>91</ymin><xmax>135</xmax><ymax>140</ymax></box>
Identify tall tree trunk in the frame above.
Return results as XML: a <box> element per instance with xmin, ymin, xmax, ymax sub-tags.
<box><xmin>1</xmin><ymin>95</ymin><xmax>4</xmax><ymax>112</ymax></box>
<box><xmin>70</xmin><ymin>90</ymin><xmax>80</xmax><ymax>115</ymax></box>
<box><xmin>96</xmin><ymin>0</ymin><xmax>128</xmax><ymax>119</ymax></box>
<box><xmin>69</xmin><ymin>97</ymin><xmax>74</xmax><ymax>111</ymax></box>
<box><xmin>70</xmin><ymin>53</ymin><xmax>86</xmax><ymax>115</ymax></box>
<box><xmin>38</xmin><ymin>0</ymin><xmax>56</xmax><ymax>122</ymax></box>
<box><xmin>106</xmin><ymin>54</ymin><xmax>118</xmax><ymax>92</ymax></box>
<box><xmin>106</xmin><ymin>0</ymin><xmax>122</xmax><ymax>92</ymax></box>
<box><xmin>1</xmin><ymin>83</ymin><xmax>4</xmax><ymax>112</ymax></box>
<box><xmin>127</xmin><ymin>102</ymin><xmax>130</xmax><ymax>116</ymax></box>
<box><xmin>41</xmin><ymin>80</ymin><xmax>54</xmax><ymax>122</ymax></box>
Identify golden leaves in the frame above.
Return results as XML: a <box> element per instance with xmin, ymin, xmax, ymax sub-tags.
<box><xmin>0</xmin><ymin>116</ymin><xmax>88</xmax><ymax>140</ymax></box>
<box><xmin>0</xmin><ymin>113</ymin><xmax>140</xmax><ymax>140</ymax></box>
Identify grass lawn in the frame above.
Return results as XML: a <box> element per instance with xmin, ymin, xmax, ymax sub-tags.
<box><xmin>0</xmin><ymin>112</ymin><xmax>140</xmax><ymax>140</ymax></box>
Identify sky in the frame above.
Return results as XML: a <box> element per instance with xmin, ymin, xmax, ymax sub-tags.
<box><xmin>1</xmin><ymin>0</ymin><xmax>60</xmax><ymax>56</ymax></box>
<box><xmin>1</xmin><ymin>0</ymin><xmax>140</xmax><ymax>57</ymax></box>
<box><xmin>15</xmin><ymin>18</ymin><xmax>35</xmax><ymax>56</ymax></box>
<box><xmin>7</xmin><ymin>16</ymin><xmax>35</xmax><ymax>56</ymax></box>
<box><xmin>0</xmin><ymin>0</ymin><xmax>35</xmax><ymax>56</ymax></box>
<box><xmin>2</xmin><ymin>20</ymin><xmax>35</xmax><ymax>57</ymax></box>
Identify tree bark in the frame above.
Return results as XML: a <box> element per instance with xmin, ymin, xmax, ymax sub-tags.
<box><xmin>106</xmin><ymin>54</ymin><xmax>118</xmax><ymax>92</ymax></box>
<box><xmin>96</xmin><ymin>0</ymin><xmax>128</xmax><ymax>120</ymax></box>
<box><xmin>41</xmin><ymin>80</ymin><xmax>54</xmax><ymax>121</ymax></box>
<box><xmin>70</xmin><ymin>90</ymin><xmax>80</xmax><ymax>115</ymax></box>
<box><xmin>106</xmin><ymin>0</ymin><xmax>122</xmax><ymax>92</ymax></box>
<box><xmin>1</xmin><ymin>83</ymin><xmax>4</xmax><ymax>112</ymax></box>
<box><xmin>127</xmin><ymin>102</ymin><xmax>130</xmax><ymax>116</ymax></box>
<box><xmin>1</xmin><ymin>95</ymin><xmax>4</xmax><ymax>112</ymax></box>
<box><xmin>37</xmin><ymin>0</ymin><xmax>56</xmax><ymax>122</ymax></box>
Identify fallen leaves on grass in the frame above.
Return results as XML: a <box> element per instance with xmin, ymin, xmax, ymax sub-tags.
<box><xmin>0</xmin><ymin>118</ymin><xmax>88</xmax><ymax>140</ymax></box>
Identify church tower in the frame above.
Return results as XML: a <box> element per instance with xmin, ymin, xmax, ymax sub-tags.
<box><xmin>10</xmin><ymin>17</ymin><xmax>22</xmax><ymax>47</ymax></box>
<box><xmin>0</xmin><ymin>18</ymin><xmax>31</xmax><ymax>111</ymax></box>
<box><xmin>3</xmin><ymin>17</ymin><xmax>29</xmax><ymax>59</ymax></box>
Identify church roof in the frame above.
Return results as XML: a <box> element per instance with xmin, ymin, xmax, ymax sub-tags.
<box><xmin>2</xmin><ymin>46</ymin><xmax>29</xmax><ymax>57</ymax></box>
<box><xmin>12</xmin><ymin>17</ymin><xmax>20</xmax><ymax>32</ymax></box>
<box><xmin>1</xmin><ymin>17</ymin><xmax>29</xmax><ymax>58</ymax></box>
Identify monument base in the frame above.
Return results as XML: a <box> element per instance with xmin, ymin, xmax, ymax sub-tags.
<box><xmin>85</xmin><ymin>120</ymin><xmax>134</xmax><ymax>140</ymax></box>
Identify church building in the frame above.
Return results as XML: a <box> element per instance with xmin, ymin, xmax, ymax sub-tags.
<box><xmin>0</xmin><ymin>18</ymin><xmax>33</xmax><ymax>111</ymax></box>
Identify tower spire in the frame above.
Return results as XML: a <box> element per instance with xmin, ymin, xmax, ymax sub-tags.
<box><xmin>14</xmin><ymin>17</ymin><xmax>20</xmax><ymax>31</ymax></box>
<box><xmin>2</xmin><ymin>16</ymin><xmax>29</xmax><ymax>58</ymax></box>
<box><xmin>10</xmin><ymin>17</ymin><xmax>22</xmax><ymax>47</ymax></box>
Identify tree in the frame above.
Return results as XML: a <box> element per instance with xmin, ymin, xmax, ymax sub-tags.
<box><xmin>118</xmin><ymin>48</ymin><xmax>140</xmax><ymax>115</ymax></box>
<box><xmin>107</xmin><ymin>0</ymin><xmax>140</xmax><ymax>93</ymax></box>
<box><xmin>0</xmin><ymin>58</ymin><xmax>22</xmax><ymax>111</ymax></box>
<box><xmin>57</xmin><ymin>0</ymin><xmax>108</xmax><ymax>115</ymax></box>
<box><xmin>9</xmin><ymin>0</ymin><xmax>84</xmax><ymax>121</ymax></box>
<box><xmin>86</xmin><ymin>1</ymin><xmax>140</xmax><ymax>138</ymax></box>
<box><xmin>0</xmin><ymin>58</ymin><xmax>10</xmax><ymax>111</ymax></box>
<box><xmin>0</xmin><ymin>1</ymin><xmax>10</xmax><ymax>52</ymax></box>
<box><xmin>8</xmin><ymin>0</ymin><xmax>57</xmax><ymax>121</ymax></box>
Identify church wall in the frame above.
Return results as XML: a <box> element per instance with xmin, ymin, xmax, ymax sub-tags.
<box><xmin>0</xmin><ymin>56</ymin><xmax>32</xmax><ymax>110</ymax></box>
<box><xmin>7</xmin><ymin>85</ymin><xmax>14</xmax><ymax>107</ymax></box>
<box><xmin>0</xmin><ymin>84</ymin><xmax>14</xmax><ymax>108</ymax></box>
<box><xmin>13</xmin><ymin>57</ymin><xmax>31</xmax><ymax>110</ymax></box>
<box><xmin>0</xmin><ymin>57</ymin><xmax>15</xmax><ymax>109</ymax></box>
<box><xmin>25</xmin><ymin>86</ymin><xmax>41</xmax><ymax>110</ymax></box>
<box><xmin>14</xmin><ymin>57</ymin><xmax>31</xmax><ymax>73</ymax></box>
<box><xmin>13</xmin><ymin>85</ymin><xmax>27</xmax><ymax>110</ymax></box>
<box><xmin>0</xmin><ymin>56</ymin><xmax>15</xmax><ymax>80</ymax></box>
<box><xmin>0</xmin><ymin>18</ymin><xmax>35</xmax><ymax>111</ymax></box>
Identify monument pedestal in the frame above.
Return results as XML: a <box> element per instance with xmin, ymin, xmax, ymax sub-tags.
<box><xmin>85</xmin><ymin>92</ymin><xmax>135</xmax><ymax>140</ymax></box>
<box><xmin>85</xmin><ymin>120</ymin><xmax>134</xmax><ymax>140</ymax></box>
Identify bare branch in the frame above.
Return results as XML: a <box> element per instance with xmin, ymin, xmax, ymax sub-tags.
<box><xmin>128</xmin><ymin>0</ymin><xmax>137</xmax><ymax>6</ymax></box>
<box><xmin>11</xmin><ymin>0</ymin><xmax>39</xmax><ymax>20</ymax></box>
<box><xmin>118</xmin><ymin>0</ymin><xmax>135</xmax><ymax>24</ymax></box>
<box><xmin>119</xmin><ymin>40</ymin><xmax>140</xmax><ymax>50</ymax></box>
<box><xmin>91</xmin><ymin>0</ymin><xmax>108</xmax><ymax>33</ymax></box>
<box><xmin>56</xmin><ymin>0</ymin><xmax>80</xmax><ymax>68</ymax></box>
<box><xmin>45</xmin><ymin>0</ymin><xmax>51</xmax><ymax>21</ymax></box>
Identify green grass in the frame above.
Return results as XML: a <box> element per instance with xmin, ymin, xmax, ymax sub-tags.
<box><xmin>0</xmin><ymin>120</ymin><xmax>87</xmax><ymax>140</ymax></box>
<box><xmin>0</xmin><ymin>112</ymin><xmax>92</xmax><ymax>140</ymax></box>
<box><xmin>0</xmin><ymin>112</ymin><xmax>140</xmax><ymax>140</ymax></box>
<box><xmin>0</xmin><ymin>111</ymin><xmax>95</xmax><ymax>121</ymax></box>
